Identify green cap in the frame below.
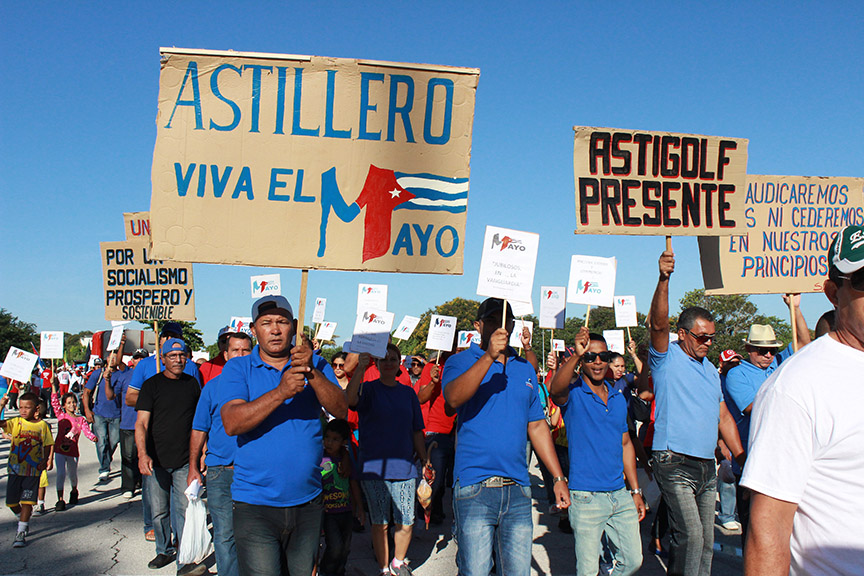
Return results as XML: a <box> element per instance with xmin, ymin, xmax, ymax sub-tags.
<box><xmin>829</xmin><ymin>225</ymin><xmax>864</xmax><ymax>274</ymax></box>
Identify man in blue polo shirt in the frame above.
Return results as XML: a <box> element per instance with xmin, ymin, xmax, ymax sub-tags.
<box><xmin>219</xmin><ymin>295</ymin><xmax>347</xmax><ymax>576</ymax></box>
<box><xmin>648</xmin><ymin>248</ymin><xmax>746</xmax><ymax>576</ymax></box>
<box><xmin>187</xmin><ymin>329</ymin><xmax>253</xmax><ymax>576</ymax></box>
<box><xmin>443</xmin><ymin>297</ymin><xmax>570</xmax><ymax>576</ymax></box>
<box><xmin>550</xmin><ymin>328</ymin><xmax>645</xmax><ymax>576</ymax></box>
<box><xmin>83</xmin><ymin>356</ymin><xmax>123</xmax><ymax>482</ymax></box>
<box><xmin>723</xmin><ymin>301</ymin><xmax>810</xmax><ymax>541</ymax></box>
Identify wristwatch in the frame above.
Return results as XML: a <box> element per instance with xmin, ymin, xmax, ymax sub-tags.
<box><xmin>552</xmin><ymin>476</ymin><xmax>568</xmax><ymax>484</ymax></box>
<box><xmin>629</xmin><ymin>488</ymin><xmax>643</xmax><ymax>496</ymax></box>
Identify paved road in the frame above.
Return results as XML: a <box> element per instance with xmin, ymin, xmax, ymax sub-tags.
<box><xmin>1</xmin><ymin>411</ymin><xmax>743</xmax><ymax>575</ymax></box>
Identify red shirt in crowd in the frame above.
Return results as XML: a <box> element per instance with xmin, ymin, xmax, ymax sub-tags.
<box><xmin>199</xmin><ymin>354</ymin><xmax>227</xmax><ymax>385</ymax></box>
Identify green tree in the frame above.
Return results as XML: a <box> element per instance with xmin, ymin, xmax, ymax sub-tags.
<box><xmin>677</xmin><ymin>289</ymin><xmax>790</xmax><ymax>365</ymax></box>
<box><xmin>0</xmin><ymin>308</ymin><xmax>38</xmax><ymax>358</ymax></box>
<box><xmin>64</xmin><ymin>331</ymin><xmax>93</xmax><ymax>363</ymax></box>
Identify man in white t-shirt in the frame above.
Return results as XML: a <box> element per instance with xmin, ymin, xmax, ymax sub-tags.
<box><xmin>742</xmin><ymin>224</ymin><xmax>864</xmax><ymax>576</ymax></box>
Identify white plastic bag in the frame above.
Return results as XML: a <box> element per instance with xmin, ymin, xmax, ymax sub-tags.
<box><xmin>177</xmin><ymin>480</ymin><xmax>213</xmax><ymax>565</ymax></box>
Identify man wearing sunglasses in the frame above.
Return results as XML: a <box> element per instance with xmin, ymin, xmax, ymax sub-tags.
<box><xmin>743</xmin><ymin>225</ymin><xmax>864</xmax><ymax>576</ymax></box>
<box><xmin>648</xmin><ymin>249</ymin><xmax>746</xmax><ymax>576</ymax></box>
<box><xmin>550</xmin><ymin>327</ymin><xmax>645</xmax><ymax>576</ymax></box>
<box><xmin>723</xmin><ymin>309</ymin><xmax>811</xmax><ymax>541</ymax></box>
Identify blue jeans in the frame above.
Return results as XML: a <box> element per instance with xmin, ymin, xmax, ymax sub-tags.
<box><xmin>146</xmin><ymin>465</ymin><xmax>190</xmax><ymax>561</ymax></box>
<box><xmin>453</xmin><ymin>481</ymin><xmax>533</xmax><ymax>576</ymax></box>
<box><xmin>717</xmin><ymin>475</ymin><xmax>737</xmax><ymax>525</ymax></box>
<box><xmin>233</xmin><ymin>495</ymin><xmax>323</xmax><ymax>576</ymax></box>
<box><xmin>207</xmin><ymin>466</ymin><xmax>238</xmax><ymax>576</ymax></box>
<box><xmin>425</xmin><ymin>432</ymin><xmax>455</xmax><ymax>519</ymax></box>
<box><xmin>651</xmin><ymin>451</ymin><xmax>716</xmax><ymax>576</ymax></box>
<box><xmin>93</xmin><ymin>415</ymin><xmax>120</xmax><ymax>475</ymax></box>
<box><xmin>569</xmin><ymin>488</ymin><xmax>642</xmax><ymax>576</ymax></box>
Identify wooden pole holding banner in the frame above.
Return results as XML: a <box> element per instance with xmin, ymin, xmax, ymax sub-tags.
<box><xmin>788</xmin><ymin>294</ymin><xmax>799</xmax><ymax>352</ymax></box>
<box><xmin>153</xmin><ymin>320</ymin><xmax>161</xmax><ymax>372</ymax></box>
<box><xmin>585</xmin><ymin>306</ymin><xmax>592</xmax><ymax>329</ymax></box>
<box><xmin>296</xmin><ymin>270</ymin><xmax>309</xmax><ymax>344</ymax></box>
<box><xmin>666</xmin><ymin>235</ymin><xmax>672</xmax><ymax>252</ymax></box>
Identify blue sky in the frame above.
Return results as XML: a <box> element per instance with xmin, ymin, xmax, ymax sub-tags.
<box><xmin>2</xmin><ymin>2</ymin><xmax>861</xmax><ymax>346</ymax></box>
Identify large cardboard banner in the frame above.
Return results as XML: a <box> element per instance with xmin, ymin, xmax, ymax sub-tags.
<box><xmin>150</xmin><ymin>48</ymin><xmax>479</xmax><ymax>274</ymax></box>
<box><xmin>573</xmin><ymin>127</ymin><xmax>749</xmax><ymax>236</ymax></box>
<box><xmin>700</xmin><ymin>175</ymin><xmax>864</xmax><ymax>294</ymax></box>
<box><xmin>124</xmin><ymin>212</ymin><xmax>151</xmax><ymax>241</ymax></box>
<box><xmin>101</xmin><ymin>240</ymin><xmax>196</xmax><ymax>321</ymax></box>
<box><xmin>40</xmin><ymin>331</ymin><xmax>64</xmax><ymax>359</ymax></box>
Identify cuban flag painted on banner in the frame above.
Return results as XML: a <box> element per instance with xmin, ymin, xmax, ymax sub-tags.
<box><xmin>393</xmin><ymin>172</ymin><xmax>468</xmax><ymax>214</ymax></box>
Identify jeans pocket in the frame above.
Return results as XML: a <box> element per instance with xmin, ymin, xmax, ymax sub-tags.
<box><xmin>571</xmin><ymin>491</ymin><xmax>594</xmax><ymax>505</ymax></box>
<box><xmin>519</xmin><ymin>485</ymin><xmax>532</xmax><ymax>499</ymax></box>
<box><xmin>454</xmin><ymin>482</ymin><xmax>482</xmax><ymax>501</ymax></box>
<box><xmin>652</xmin><ymin>450</ymin><xmax>685</xmax><ymax>466</ymax></box>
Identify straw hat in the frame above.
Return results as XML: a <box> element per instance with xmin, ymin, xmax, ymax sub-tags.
<box><xmin>742</xmin><ymin>325</ymin><xmax>783</xmax><ymax>348</ymax></box>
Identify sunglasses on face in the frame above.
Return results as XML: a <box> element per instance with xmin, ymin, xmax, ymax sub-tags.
<box><xmin>684</xmin><ymin>328</ymin><xmax>715</xmax><ymax>344</ymax></box>
<box><xmin>582</xmin><ymin>351</ymin><xmax>615</xmax><ymax>363</ymax></box>
<box><xmin>332</xmin><ymin>363</ymin><xmax>345</xmax><ymax>368</ymax></box>
<box><xmin>837</xmin><ymin>269</ymin><xmax>864</xmax><ymax>291</ymax></box>
<box><xmin>752</xmin><ymin>347</ymin><xmax>777</xmax><ymax>356</ymax></box>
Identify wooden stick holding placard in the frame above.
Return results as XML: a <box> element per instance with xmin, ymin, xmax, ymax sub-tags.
<box><xmin>153</xmin><ymin>320</ymin><xmax>161</xmax><ymax>372</ymax></box>
<box><xmin>666</xmin><ymin>235</ymin><xmax>672</xmax><ymax>252</ymax></box>
<box><xmin>626</xmin><ymin>326</ymin><xmax>632</xmax><ymax>342</ymax></box>
<box><xmin>788</xmin><ymin>294</ymin><xmax>799</xmax><ymax>352</ymax></box>
<box><xmin>585</xmin><ymin>306</ymin><xmax>592</xmax><ymax>329</ymax></box>
<box><xmin>296</xmin><ymin>270</ymin><xmax>309</xmax><ymax>343</ymax></box>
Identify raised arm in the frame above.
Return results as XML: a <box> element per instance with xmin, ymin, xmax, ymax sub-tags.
<box><xmin>549</xmin><ymin>327</ymin><xmax>588</xmax><ymax>405</ymax></box>
<box><xmin>444</xmin><ymin>328</ymin><xmax>508</xmax><ymax>409</ymax></box>
<box><xmin>782</xmin><ymin>293</ymin><xmax>811</xmax><ymax>348</ymax></box>
<box><xmin>650</xmin><ymin>250</ymin><xmax>675</xmax><ymax>354</ymax></box>
<box><xmin>521</xmin><ymin>327</ymin><xmax>539</xmax><ymax>372</ymax></box>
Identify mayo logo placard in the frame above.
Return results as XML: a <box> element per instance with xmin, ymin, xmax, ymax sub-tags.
<box><xmin>700</xmin><ymin>175</ymin><xmax>864</xmax><ymax>294</ymax></box>
<box><xmin>539</xmin><ymin>286</ymin><xmax>566</xmax><ymax>329</ymax></box>
<box><xmin>40</xmin><ymin>331</ymin><xmax>64</xmax><ymax>360</ymax></box>
<box><xmin>150</xmin><ymin>49</ymin><xmax>478</xmax><ymax>274</ymax></box>
<box><xmin>567</xmin><ymin>255</ymin><xmax>617</xmax><ymax>307</ymax></box>
<box><xmin>490</xmin><ymin>233</ymin><xmax>525</xmax><ymax>252</ymax></box>
<box><xmin>574</xmin><ymin>127</ymin><xmax>749</xmax><ymax>236</ymax></box>
<box><xmin>477</xmin><ymin>225</ymin><xmax>540</xmax><ymax>303</ymax></box>
<box><xmin>101</xmin><ymin>240</ymin><xmax>195</xmax><ymax>321</ymax></box>
<box><xmin>250</xmin><ymin>273</ymin><xmax>281</xmax><ymax>297</ymax></box>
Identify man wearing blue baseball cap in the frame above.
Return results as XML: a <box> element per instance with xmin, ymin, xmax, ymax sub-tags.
<box><xmin>135</xmin><ymin>338</ymin><xmax>206</xmax><ymax>576</ymax></box>
<box><xmin>744</xmin><ymin>225</ymin><xmax>864</xmax><ymax>575</ymax></box>
<box><xmin>219</xmin><ymin>295</ymin><xmax>347</xmax><ymax>576</ymax></box>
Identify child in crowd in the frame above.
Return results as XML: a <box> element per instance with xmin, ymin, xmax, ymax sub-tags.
<box><xmin>51</xmin><ymin>381</ymin><xmax>95</xmax><ymax>510</ymax></box>
<box><xmin>320</xmin><ymin>419</ymin><xmax>364</xmax><ymax>576</ymax></box>
<box><xmin>34</xmin><ymin>399</ymin><xmax>55</xmax><ymax>515</ymax></box>
<box><xmin>0</xmin><ymin>392</ymin><xmax>55</xmax><ymax>547</ymax></box>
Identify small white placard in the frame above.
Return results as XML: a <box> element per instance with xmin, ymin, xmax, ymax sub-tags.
<box><xmin>539</xmin><ymin>286</ymin><xmax>566</xmax><ymax>329</ymax></box>
<box><xmin>0</xmin><ymin>347</ymin><xmax>39</xmax><ymax>383</ymax></box>
<box><xmin>351</xmin><ymin>310</ymin><xmax>395</xmax><ymax>358</ymax></box>
<box><xmin>509</xmin><ymin>320</ymin><xmax>534</xmax><ymax>349</ymax></box>
<box><xmin>107</xmin><ymin>326</ymin><xmax>125</xmax><ymax>351</ymax></box>
<box><xmin>251</xmin><ymin>274</ymin><xmax>282</xmax><ymax>298</ymax></box>
<box><xmin>393</xmin><ymin>315</ymin><xmax>421</xmax><ymax>340</ymax></box>
<box><xmin>357</xmin><ymin>284</ymin><xmax>388</xmax><ymax>315</ymax></box>
<box><xmin>458</xmin><ymin>330</ymin><xmax>481</xmax><ymax>349</ymax></box>
<box><xmin>426</xmin><ymin>315</ymin><xmax>458</xmax><ymax>352</ymax></box>
<box><xmin>614</xmin><ymin>295</ymin><xmax>638</xmax><ymax>328</ymax></box>
<box><xmin>40</xmin><ymin>331</ymin><xmax>64</xmax><ymax>359</ymax></box>
<box><xmin>476</xmin><ymin>225</ymin><xmax>540</xmax><ymax>303</ymax></box>
<box><xmin>509</xmin><ymin>300</ymin><xmax>534</xmax><ymax>317</ymax></box>
<box><xmin>315</xmin><ymin>321</ymin><xmax>337</xmax><ymax>342</ymax></box>
<box><xmin>192</xmin><ymin>351</ymin><xmax>210</xmax><ymax>362</ymax></box>
<box><xmin>230</xmin><ymin>317</ymin><xmax>254</xmax><ymax>336</ymax></box>
<box><xmin>552</xmin><ymin>339</ymin><xmax>565</xmax><ymax>352</ymax></box>
<box><xmin>567</xmin><ymin>255</ymin><xmax>617</xmax><ymax>307</ymax></box>
<box><xmin>603</xmin><ymin>330</ymin><xmax>626</xmax><ymax>354</ymax></box>
<box><xmin>312</xmin><ymin>298</ymin><xmax>327</xmax><ymax>324</ymax></box>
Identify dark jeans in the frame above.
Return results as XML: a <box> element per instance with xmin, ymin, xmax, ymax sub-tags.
<box><xmin>207</xmin><ymin>466</ymin><xmax>238</xmax><ymax>576</ymax></box>
<box><xmin>233</xmin><ymin>495</ymin><xmax>323</xmax><ymax>576</ymax></box>
<box><xmin>40</xmin><ymin>387</ymin><xmax>54</xmax><ymax>417</ymax></box>
<box><xmin>651</xmin><ymin>451</ymin><xmax>716</xmax><ymax>576</ymax></box>
<box><xmin>425</xmin><ymin>432</ymin><xmax>455</xmax><ymax>519</ymax></box>
<box><xmin>320</xmin><ymin>511</ymin><xmax>353</xmax><ymax>576</ymax></box>
<box><xmin>93</xmin><ymin>414</ymin><xmax>120</xmax><ymax>475</ymax></box>
<box><xmin>735</xmin><ymin>475</ymin><xmax>751</xmax><ymax>548</ymax></box>
<box><xmin>119</xmin><ymin>429</ymin><xmax>140</xmax><ymax>493</ymax></box>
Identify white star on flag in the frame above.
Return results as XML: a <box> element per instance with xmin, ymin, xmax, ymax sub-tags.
<box><xmin>388</xmin><ymin>188</ymin><xmax>401</xmax><ymax>199</ymax></box>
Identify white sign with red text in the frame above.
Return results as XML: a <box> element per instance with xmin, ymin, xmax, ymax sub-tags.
<box><xmin>539</xmin><ymin>286</ymin><xmax>566</xmax><ymax>329</ymax></box>
<box><xmin>613</xmin><ymin>295</ymin><xmax>638</xmax><ymax>327</ymax></box>
<box><xmin>567</xmin><ymin>255</ymin><xmax>617</xmax><ymax>307</ymax></box>
<box><xmin>477</xmin><ymin>226</ymin><xmax>540</xmax><ymax>303</ymax></box>
<box><xmin>351</xmin><ymin>310</ymin><xmax>394</xmax><ymax>357</ymax></box>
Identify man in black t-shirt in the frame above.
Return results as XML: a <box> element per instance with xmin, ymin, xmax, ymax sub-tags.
<box><xmin>135</xmin><ymin>338</ymin><xmax>205</xmax><ymax>576</ymax></box>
